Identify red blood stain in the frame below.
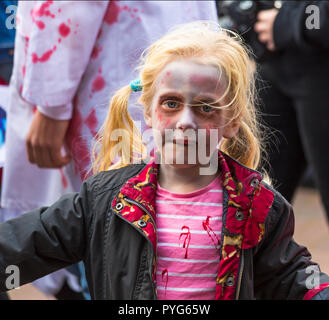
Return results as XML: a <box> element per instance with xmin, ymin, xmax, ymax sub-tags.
<box><xmin>137</xmin><ymin>17</ymin><xmax>141</xmax><ymax>22</ymax></box>
<box><xmin>19</xmin><ymin>85</ymin><xmax>23</xmax><ymax>95</ymax></box>
<box><xmin>179</xmin><ymin>226</ymin><xmax>191</xmax><ymax>259</ymax></box>
<box><xmin>24</xmin><ymin>36</ymin><xmax>29</xmax><ymax>55</ymax></box>
<box><xmin>161</xmin><ymin>269</ymin><xmax>169</xmax><ymax>296</ymax></box>
<box><xmin>104</xmin><ymin>1</ymin><xmax>121</xmax><ymax>25</ymax></box>
<box><xmin>133</xmin><ymin>8</ymin><xmax>138</xmax><ymax>13</ymax></box>
<box><xmin>33</xmin><ymin>20</ymin><xmax>45</xmax><ymax>30</ymax></box>
<box><xmin>58</xmin><ymin>23</ymin><xmax>70</xmax><ymax>37</ymax></box>
<box><xmin>31</xmin><ymin>45</ymin><xmax>56</xmax><ymax>63</ymax></box>
<box><xmin>59</xmin><ymin>168</ymin><xmax>68</xmax><ymax>188</ymax></box>
<box><xmin>65</xmin><ymin>106</ymin><xmax>91</xmax><ymax>180</ymax></box>
<box><xmin>30</xmin><ymin>1</ymin><xmax>55</xmax><ymax>29</ymax></box>
<box><xmin>92</xmin><ymin>75</ymin><xmax>105</xmax><ymax>93</ymax></box>
<box><xmin>32</xmin><ymin>1</ymin><xmax>55</xmax><ymax>18</ymax></box>
<box><xmin>58</xmin><ymin>38</ymin><xmax>62</xmax><ymax>43</ymax></box>
<box><xmin>130</xmin><ymin>14</ymin><xmax>135</xmax><ymax>18</ymax></box>
<box><xmin>96</xmin><ymin>28</ymin><xmax>102</xmax><ymax>40</ymax></box>
<box><xmin>22</xmin><ymin>66</ymin><xmax>26</xmax><ymax>78</ymax></box>
<box><xmin>91</xmin><ymin>45</ymin><xmax>102</xmax><ymax>59</ymax></box>
<box><xmin>202</xmin><ymin>216</ymin><xmax>221</xmax><ymax>247</ymax></box>
<box><xmin>32</xmin><ymin>105</ymin><xmax>37</xmax><ymax>113</ymax></box>
<box><xmin>58</xmin><ymin>8</ymin><xmax>61</xmax><ymax>13</ymax></box>
<box><xmin>84</xmin><ymin>109</ymin><xmax>98</xmax><ymax>137</ymax></box>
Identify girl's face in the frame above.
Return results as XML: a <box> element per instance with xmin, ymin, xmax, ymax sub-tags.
<box><xmin>145</xmin><ymin>59</ymin><xmax>240</xmax><ymax>169</ymax></box>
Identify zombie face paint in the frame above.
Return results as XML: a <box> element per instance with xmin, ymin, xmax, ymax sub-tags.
<box><xmin>145</xmin><ymin>59</ymin><xmax>239</xmax><ymax>169</ymax></box>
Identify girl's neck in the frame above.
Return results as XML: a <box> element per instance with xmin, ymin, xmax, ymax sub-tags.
<box><xmin>158</xmin><ymin>164</ymin><xmax>220</xmax><ymax>194</ymax></box>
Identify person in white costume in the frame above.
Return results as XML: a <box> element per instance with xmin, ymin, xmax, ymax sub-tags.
<box><xmin>1</xmin><ymin>1</ymin><xmax>218</xmax><ymax>298</ymax></box>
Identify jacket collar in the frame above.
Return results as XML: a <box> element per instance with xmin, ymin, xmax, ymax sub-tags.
<box><xmin>111</xmin><ymin>151</ymin><xmax>274</xmax><ymax>253</ymax></box>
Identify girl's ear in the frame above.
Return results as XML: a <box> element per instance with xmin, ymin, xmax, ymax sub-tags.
<box><xmin>223</xmin><ymin>119</ymin><xmax>240</xmax><ymax>139</ymax></box>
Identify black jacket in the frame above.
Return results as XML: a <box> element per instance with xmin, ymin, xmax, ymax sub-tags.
<box><xmin>0</xmin><ymin>153</ymin><xmax>329</xmax><ymax>299</ymax></box>
<box><xmin>261</xmin><ymin>0</ymin><xmax>329</xmax><ymax>97</ymax></box>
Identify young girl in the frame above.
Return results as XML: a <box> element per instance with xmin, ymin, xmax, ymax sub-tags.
<box><xmin>0</xmin><ymin>21</ymin><xmax>328</xmax><ymax>300</ymax></box>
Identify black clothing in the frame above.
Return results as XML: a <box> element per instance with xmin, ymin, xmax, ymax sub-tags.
<box><xmin>257</xmin><ymin>1</ymin><xmax>329</xmax><ymax>221</ymax></box>
<box><xmin>0</xmin><ymin>155</ymin><xmax>328</xmax><ymax>300</ymax></box>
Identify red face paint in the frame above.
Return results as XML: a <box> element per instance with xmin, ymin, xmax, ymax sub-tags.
<box><xmin>58</xmin><ymin>23</ymin><xmax>70</xmax><ymax>37</ymax></box>
<box><xmin>91</xmin><ymin>75</ymin><xmax>105</xmax><ymax>93</ymax></box>
<box><xmin>104</xmin><ymin>1</ymin><xmax>121</xmax><ymax>25</ymax></box>
<box><xmin>179</xmin><ymin>226</ymin><xmax>191</xmax><ymax>259</ymax></box>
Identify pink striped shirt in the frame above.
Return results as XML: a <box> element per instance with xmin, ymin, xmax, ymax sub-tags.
<box><xmin>155</xmin><ymin>176</ymin><xmax>223</xmax><ymax>300</ymax></box>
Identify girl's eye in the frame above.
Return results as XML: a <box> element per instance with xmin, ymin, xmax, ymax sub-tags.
<box><xmin>165</xmin><ymin>101</ymin><xmax>179</xmax><ymax>109</ymax></box>
<box><xmin>201</xmin><ymin>105</ymin><xmax>215</xmax><ymax>113</ymax></box>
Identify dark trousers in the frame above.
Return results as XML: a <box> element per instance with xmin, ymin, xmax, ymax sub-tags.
<box><xmin>257</xmin><ymin>62</ymin><xmax>329</xmax><ymax>223</ymax></box>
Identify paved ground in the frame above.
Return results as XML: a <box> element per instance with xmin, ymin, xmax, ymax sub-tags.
<box><xmin>7</xmin><ymin>186</ymin><xmax>329</xmax><ymax>300</ymax></box>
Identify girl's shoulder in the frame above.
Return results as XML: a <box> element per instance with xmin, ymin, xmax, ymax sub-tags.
<box><xmin>85</xmin><ymin>163</ymin><xmax>148</xmax><ymax>196</ymax></box>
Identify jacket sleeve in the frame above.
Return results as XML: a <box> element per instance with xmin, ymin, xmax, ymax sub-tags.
<box><xmin>0</xmin><ymin>178</ymin><xmax>94</xmax><ymax>292</ymax></box>
<box><xmin>253</xmin><ymin>191</ymin><xmax>329</xmax><ymax>300</ymax></box>
<box><xmin>273</xmin><ymin>1</ymin><xmax>329</xmax><ymax>51</ymax></box>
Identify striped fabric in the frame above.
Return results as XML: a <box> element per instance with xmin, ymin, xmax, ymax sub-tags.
<box><xmin>155</xmin><ymin>176</ymin><xmax>223</xmax><ymax>300</ymax></box>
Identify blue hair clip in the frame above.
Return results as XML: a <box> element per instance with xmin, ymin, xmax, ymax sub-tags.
<box><xmin>130</xmin><ymin>78</ymin><xmax>143</xmax><ymax>92</ymax></box>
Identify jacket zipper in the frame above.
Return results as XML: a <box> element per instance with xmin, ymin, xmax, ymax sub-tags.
<box><xmin>122</xmin><ymin>195</ymin><xmax>158</xmax><ymax>299</ymax></box>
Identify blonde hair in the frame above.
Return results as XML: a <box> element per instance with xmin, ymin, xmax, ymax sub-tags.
<box><xmin>93</xmin><ymin>21</ymin><xmax>266</xmax><ymax>176</ymax></box>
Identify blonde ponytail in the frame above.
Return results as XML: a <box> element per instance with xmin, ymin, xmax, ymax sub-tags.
<box><xmin>92</xmin><ymin>85</ymin><xmax>146</xmax><ymax>173</ymax></box>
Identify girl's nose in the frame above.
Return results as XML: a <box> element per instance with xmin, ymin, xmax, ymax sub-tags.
<box><xmin>176</xmin><ymin>106</ymin><xmax>197</xmax><ymax>131</ymax></box>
